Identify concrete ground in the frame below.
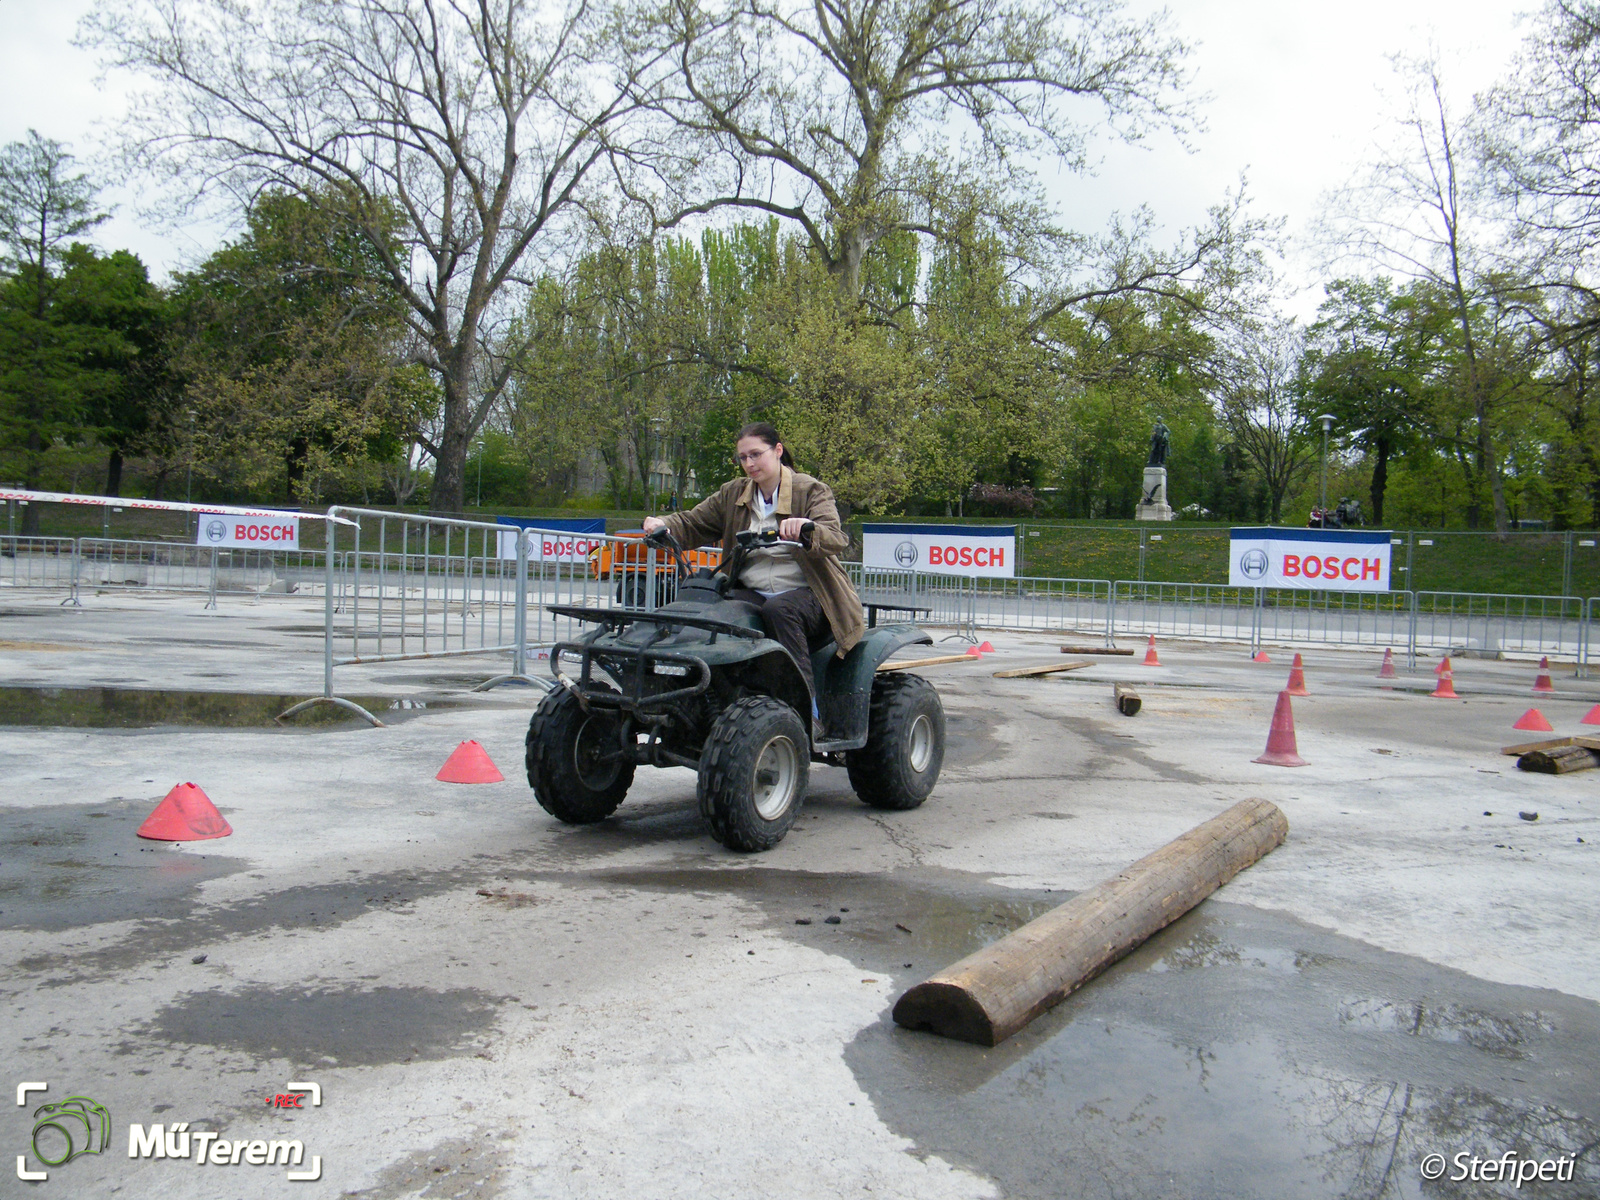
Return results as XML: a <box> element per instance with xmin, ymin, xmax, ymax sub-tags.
<box><xmin>2</xmin><ymin>592</ymin><xmax>1598</xmax><ymax>1199</ymax></box>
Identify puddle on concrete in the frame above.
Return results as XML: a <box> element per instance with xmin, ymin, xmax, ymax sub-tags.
<box><xmin>942</xmin><ymin>710</ymin><xmax>1001</xmax><ymax>769</ymax></box>
<box><xmin>127</xmin><ymin>983</ymin><xmax>503</xmax><ymax>1068</ymax></box>
<box><xmin>0</xmin><ymin>801</ymin><xmax>248</xmax><ymax>931</ymax></box>
<box><xmin>563</xmin><ymin>866</ymin><xmax>1600</xmax><ymax>1200</ymax></box>
<box><xmin>0</xmin><ymin>685</ymin><xmax>465</xmax><ymax>729</ymax></box>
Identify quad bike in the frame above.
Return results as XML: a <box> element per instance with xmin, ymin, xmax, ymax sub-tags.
<box><xmin>526</xmin><ymin>524</ymin><xmax>945</xmax><ymax>851</ymax></box>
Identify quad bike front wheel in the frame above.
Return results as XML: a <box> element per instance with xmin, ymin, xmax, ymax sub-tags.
<box><xmin>525</xmin><ymin>683</ymin><xmax>635</xmax><ymax>823</ymax></box>
<box><xmin>846</xmin><ymin>672</ymin><xmax>944</xmax><ymax>810</ymax></box>
<box><xmin>698</xmin><ymin>696</ymin><xmax>808</xmax><ymax>851</ymax></box>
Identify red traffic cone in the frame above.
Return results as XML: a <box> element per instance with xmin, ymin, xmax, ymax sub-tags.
<box><xmin>1430</xmin><ymin>662</ymin><xmax>1459</xmax><ymax>699</ymax></box>
<box><xmin>1581</xmin><ymin>703</ymin><xmax>1600</xmax><ymax>726</ymax></box>
<box><xmin>1252</xmin><ymin>649</ymin><xmax>1272</xmax><ymax>663</ymax></box>
<box><xmin>1378</xmin><ymin>648</ymin><xmax>1397</xmax><ymax>679</ymax></box>
<box><xmin>1143</xmin><ymin>635</ymin><xmax>1160</xmax><ymax>667</ymax></box>
<box><xmin>137</xmin><ymin>783</ymin><xmax>232</xmax><ymax>841</ymax></box>
<box><xmin>964</xmin><ymin>644</ymin><xmax>983</xmax><ymax>657</ymax></box>
<box><xmin>1513</xmin><ymin>707</ymin><xmax>1554</xmax><ymax>732</ymax></box>
<box><xmin>1253</xmin><ymin>691</ymin><xmax>1307</xmax><ymax>767</ymax></box>
<box><xmin>436</xmin><ymin>740</ymin><xmax>504</xmax><ymax>783</ymax></box>
<box><xmin>1532</xmin><ymin>657</ymin><xmax>1555</xmax><ymax>693</ymax></box>
<box><xmin>1285</xmin><ymin>652</ymin><xmax>1309</xmax><ymax>696</ymax></box>
<box><xmin>1434</xmin><ymin>657</ymin><xmax>1448</xmax><ymax>676</ymax></box>
<box><xmin>978</xmin><ymin>641</ymin><xmax>995</xmax><ymax>653</ymax></box>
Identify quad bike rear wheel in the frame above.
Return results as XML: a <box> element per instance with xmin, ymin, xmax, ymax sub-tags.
<box><xmin>526</xmin><ymin>683</ymin><xmax>635</xmax><ymax>823</ymax></box>
<box><xmin>846</xmin><ymin>672</ymin><xmax>944</xmax><ymax>810</ymax></box>
<box><xmin>698</xmin><ymin>696</ymin><xmax>808</xmax><ymax>851</ymax></box>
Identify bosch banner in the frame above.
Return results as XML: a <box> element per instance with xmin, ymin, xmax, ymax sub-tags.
<box><xmin>1228</xmin><ymin>527</ymin><xmax>1393</xmax><ymax>591</ymax></box>
<box><xmin>496</xmin><ymin>517</ymin><xmax>607</xmax><ymax>562</ymax></box>
<box><xmin>196</xmin><ymin>512</ymin><xmax>300</xmax><ymax>549</ymax></box>
<box><xmin>862</xmin><ymin>523</ymin><xmax>1016</xmax><ymax>578</ymax></box>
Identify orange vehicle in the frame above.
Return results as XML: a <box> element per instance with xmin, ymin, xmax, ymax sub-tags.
<box><xmin>591</xmin><ymin>530</ymin><xmax>721</xmax><ymax>606</ymax></box>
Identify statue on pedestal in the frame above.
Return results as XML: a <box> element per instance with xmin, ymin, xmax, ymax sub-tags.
<box><xmin>1147</xmin><ymin>418</ymin><xmax>1170</xmax><ymax>469</ymax></box>
<box><xmin>1136</xmin><ymin>417</ymin><xmax>1175</xmax><ymax>521</ymax></box>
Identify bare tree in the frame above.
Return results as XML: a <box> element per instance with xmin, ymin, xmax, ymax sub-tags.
<box><xmin>85</xmin><ymin>0</ymin><xmax>664</xmax><ymax>513</ymax></box>
<box><xmin>639</xmin><ymin>0</ymin><xmax>1196</xmax><ymax>301</ymax></box>
<box><xmin>1321</xmin><ymin>58</ymin><xmax>1513</xmax><ymax>532</ymax></box>
<box><xmin>1215</xmin><ymin>320</ymin><xmax>1313</xmax><ymax>524</ymax></box>
<box><xmin>1482</xmin><ymin>2</ymin><xmax>1600</xmax><ymax>334</ymax></box>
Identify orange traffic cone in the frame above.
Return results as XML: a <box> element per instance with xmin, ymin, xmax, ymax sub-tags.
<box><xmin>964</xmin><ymin>644</ymin><xmax>983</xmax><ymax>657</ymax></box>
<box><xmin>977</xmin><ymin>641</ymin><xmax>995</xmax><ymax>653</ymax></box>
<box><xmin>1378</xmin><ymin>648</ymin><xmax>1397</xmax><ymax>679</ymax></box>
<box><xmin>1513</xmin><ymin>708</ymin><xmax>1554</xmax><ymax>732</ymax></box>
<box><xmin>1252</xmin><ymin>649</ymin><xmax>1272</xmax><ymax>663</ymax></box>
<box><xmin>1582</xmin><ymin>703</ymin><xmax>1600</xmax><ymax>726</ymax></box>
<box><xmin>138</xmin><ymin>783</ymin><xmax>233</xmax><ymax>841</ymax></box>
<box><xmin>1434</xmin><ymin>657</ymin><xmax>1449</xmax><ymax>676</ymax></box>
<box><xmin>1285</xmin><ymin>652</ymin><xmax>1309</xmax><ymax>696</ymax></box>
<box><xmin>1253</xmin><ymin>691</ymin><xmax>1307</xmax><ymax>767</ymax></box>
<box><xmin>1533</xmin><ymin>657</ymin><xmax>1555</xmax><ymax>693</ymax></box>
<box><xmin>436</xmin><ymin>740</ymin><xmax>504</xmax><ymax>783</ymax></box>
<box><xmin>1430</xmin><ymin>660</ymin><xmax>1459</xmax><ymax>699</ymax></box>
<box><xmin>1143</xmin><ymin>635</ymin><xmax>1160</xmax><ymax>667</ymax></box>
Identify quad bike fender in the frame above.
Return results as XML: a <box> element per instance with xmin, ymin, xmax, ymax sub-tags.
<box><xmin>814</xmin><ymin>623</ymin><xmax>932</xmax><ymax>748</ymax></box>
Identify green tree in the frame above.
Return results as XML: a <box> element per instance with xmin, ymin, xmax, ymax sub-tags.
<box><xmin>1304</xmin><ymin>278</ymin><xmax>1448</xmax><ymax>524</ymax></box>
<box><xmin>0</xmin><ymin>132</ymin><xmax>110</xmax><ymax>529</ymax></box>
<box><xmin>170</xmin><ymin>191</ymin><xmax>431</xmax><ymax>503</ymax></box>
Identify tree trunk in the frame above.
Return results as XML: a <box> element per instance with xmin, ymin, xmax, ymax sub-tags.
<box><xmin>106</xmin><ymin>450</ymin><xmax>124</xmax><ymax>498</ymax></box>
<box><xmin>893</xmin><ymin>798</ymin><xmax>1288</xmax><ymax>1045</ymax></box>
<box><xmin>1370</xmin><ymin>437</ymin><xmax>1389</xmax><ymax>525</ymax></box>
<box><xmin>430</xmin><ymin>367</ymin><xmax>474</xmax><ymax>516</ymax></box>
<box><xmin>285</xmin><ymin>436</ymin><xmax>309</xmax><ymax>504</ymax></box>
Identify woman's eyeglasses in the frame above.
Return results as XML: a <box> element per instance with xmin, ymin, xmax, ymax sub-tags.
<box><xmin>734</xmin><ymin>448</ymin><xmax>771</xmax><ymax>465</ymax></box>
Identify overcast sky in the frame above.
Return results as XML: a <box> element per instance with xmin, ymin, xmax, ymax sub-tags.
<box><xmin>0</xmin><ymin>0</ymin><xmax>1529</xmax><ymax>316</ymax></box>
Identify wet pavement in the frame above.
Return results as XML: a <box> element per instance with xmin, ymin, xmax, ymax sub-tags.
<box><xmin>2</xmin><ymin>592</ymin><xmax>1599</xmax><ymax>1198</ymax></box>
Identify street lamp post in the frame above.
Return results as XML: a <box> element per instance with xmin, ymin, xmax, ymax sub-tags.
<box><xmin>1316</xmin><ymin>414</ymin><xmax>1335</xmax><ymax>522</ymax></box>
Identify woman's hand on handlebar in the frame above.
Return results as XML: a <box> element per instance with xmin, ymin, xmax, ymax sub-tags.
<box><xmin>642</xmin><ymin>516</ymin><xmax>666</xmax><ymax>534</ymax></box>
<box><xmin>777</xmin><ymin>517</ymin><xmax>812</xmax><ymax>542</ymax></box>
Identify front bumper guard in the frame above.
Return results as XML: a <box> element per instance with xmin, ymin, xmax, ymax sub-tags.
<box><xmin>550</xmin><ymin>641</ymin><xmax>713</xmax><ymax>710</ymax></box>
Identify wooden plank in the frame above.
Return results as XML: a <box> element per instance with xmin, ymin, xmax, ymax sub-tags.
<box><xmin>876</xmin><ymin>653</ymin><xmax>979</xmax><ymax>672</ymax></box>
<box><xmin>1517</xmin><ymin>746</ymin><xmax>1600</xmax><ymax>774</ymax></box>
<box><xmin>892</xmin><ymin>798</ymin><xmax>1288</xmax><ymax>1047</ymax></box>
<box><xmin>1060</xmin><ymin>645</ymin><xmax>1135</xmax><ymax>656</ymax></box>
<box><xmin>991</xmin><ymin>660</ymin><xmax>1093</xmax><ymax>679</ymax></box>
<box><xmin>1113</xmin><ymin>682</ymin><xmax>1142</xmax><ymax>716</ymax></box>
<box><xmin>1500</xmin><ymin>736</ymin><xmax>1600</xmax><ymax>757</ymax></box>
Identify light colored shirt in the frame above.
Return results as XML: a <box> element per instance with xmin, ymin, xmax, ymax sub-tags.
<box><xmin>741</xmin><ymin>487</ymin><xmax>808</xmax><ymax>596</ymax></box>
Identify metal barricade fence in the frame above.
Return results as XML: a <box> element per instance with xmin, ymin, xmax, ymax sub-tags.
<box><xmin>284</xmin><ymin>508</ymin><xmax>534</xmax><ymax>725</ymax></box>
<box><xmin>0</xmin><ymin>536</ymin><xmax>78</xmax><ymax>591</ymax></box>
<box><xmin>1252</xmin><ymin>588</ymin><xmax>1415</xmax><ymax>653</ymax></box>
<box><xmin>1108</xmin><ymin>582</ymin><xmax>1417</xmax><ymax>659</ymax></box>
<box><xmin>1411</xmin><ymin>591</ymin><xmax>1584</xmax><ymax>657</ymax></box>
<box><xmin>1110</xmin><ymin>581</ymin><xmax>1262</xmax><ymax>645</ymax></box>
<box><xmin>74</xmin><ymin>538</ymin><xmax>328</xmax><ymax>607</ymax></box>
<box><xmin>1583</xmin><ymin>598</ymin><xmax>1600</xmax><ymax>679</ymax></box>
<box><xmin>283</xmin><ymin>513</ymin><xmax>710</xmax><ymax>724</ymax></box>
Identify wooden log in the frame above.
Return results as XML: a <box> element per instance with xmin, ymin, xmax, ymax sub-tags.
<box><xmin>1517</xmin><ymin>745</ymin><xmax>1600</xmax><ymax>774</ymax></box>
<box><xmin>1060</xmin><ymin>645</ymin><xmax>1135</xmax><ymax>656</ymax></box>
<box><xmin>876</xmin><ymin>653</ymin><xmax>981</xmax><ymax>672</ymax></box>
<box><xmin>1500</xmin><ymin>735</ymin><xmax>1600</xmax><ymax>757</ymax></box>
<box><xmin>1113</xmin><ymin>682</ymin><xmax>1141</xmax><ymax>716</ymax></box>
<box><xmin>991</xmin><ymin>660</ymin><xmax>1092</xmax><ymax>679</ymax></box>
<box><xmin>892</xmin><ymin>798</ymin><xmax>1288</xmax><ymax>1046</ymax></box>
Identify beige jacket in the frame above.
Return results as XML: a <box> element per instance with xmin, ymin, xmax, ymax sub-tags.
<box><xmin>662</xmin><ymin>466</ymin><xmax>865</xmax><ymax>656</ymax></box>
